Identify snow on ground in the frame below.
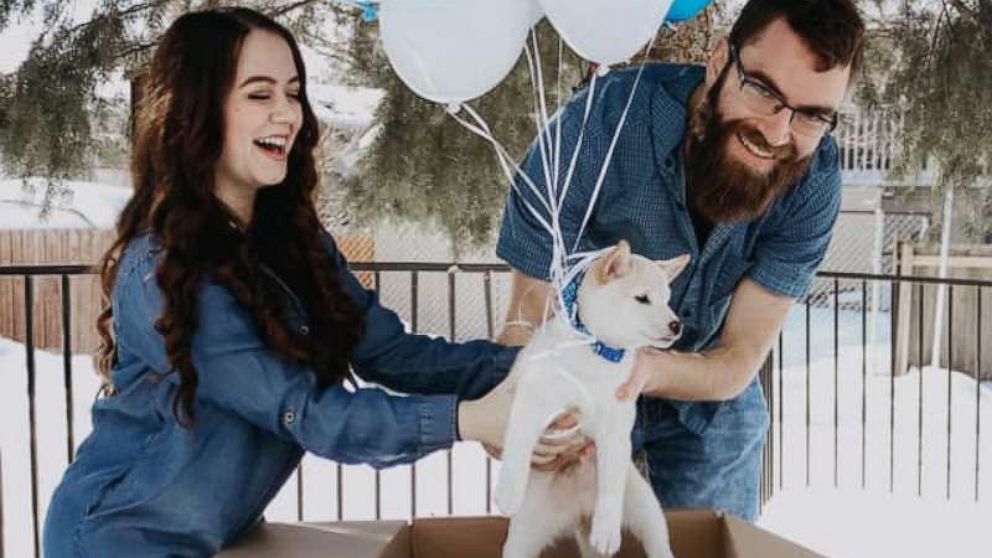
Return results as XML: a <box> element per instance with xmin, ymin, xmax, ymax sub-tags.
<box><xmin>758</xmin><ymin>487</ymin><xmax>990</xmax><ymax>558</ymax></box>
<box><xmin>0</xmin><ymin>178</ymin><xmax>131</xmax><ymax>229</ymax></box>
<box><xmin>1</xmin><ymin>303</ymin><xmax>990</xmax><ymax>557</ymax></box>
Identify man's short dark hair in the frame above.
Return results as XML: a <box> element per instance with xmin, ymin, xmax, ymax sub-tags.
<box><xmin>729</xmin><ymin>0</ymin><xmax>866</xmax><ymax>78</ymax></box>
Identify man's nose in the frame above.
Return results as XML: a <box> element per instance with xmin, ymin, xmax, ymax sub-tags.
<box><xmin>756</xmin><ymin>109</ymin><xmax>792</xmax><ymax>148</ymax></box>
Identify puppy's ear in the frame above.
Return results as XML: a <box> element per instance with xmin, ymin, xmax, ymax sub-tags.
<box><xmin>596</xmin><ymin>240</ymin><xmax>632</xmax><ymax>283</ymax></box>
<box><xmin>656</xmin><ymin>253</ymin><xmax>691</xmax><ymax>283</ymax></box>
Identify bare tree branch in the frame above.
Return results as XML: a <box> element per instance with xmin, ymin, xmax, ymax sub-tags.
<box><xmin>267</xmin><ymin>0</ymin><xmax>322</xmax><ymax>18</ymax></box>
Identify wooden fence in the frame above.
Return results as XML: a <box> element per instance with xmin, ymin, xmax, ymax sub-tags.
<box><xmin>0</xmin><ymin>229</ymin><xmax>374</xmax><ymax>354</ymax></box>
<box><xmin>0</xmin><ymin>229</ymin><xmax>113</xmax><ymax>354</ymax></box>
<box><xmin>894</xmin><ymin>243</ymin><xmax>992</xmax><ymax>381</ymax></box>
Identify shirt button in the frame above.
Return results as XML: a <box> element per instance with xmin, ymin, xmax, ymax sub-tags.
<box><xmin>683</xmin><ymin>309</ymin><xmax>693</xmax><ymax>318</ymax></box>
<box><xmin>299</xmin><ymin>324</ymin><xmax>310</xmax><ymax>335</ymax></box>
<box><xmin>282</xmin><ymin>410</ymin><xmax>297</xmax><ymax>426</ymax></box>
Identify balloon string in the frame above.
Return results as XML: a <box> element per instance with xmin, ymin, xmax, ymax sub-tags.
<box><xmin>447</xmin><ymin>106</ymin><xmax>555</xmax><ymax>237</ymax></box>
<box><xmin>523</xmin><ymin>37</ymin><xmax>556</xmax><ymax>220</ymax></box>
<box><xmin>555</xmin><ymin>71</ymin><xmax>596</xmax><ymax>240</ymax></box>
<box><xmin>444</xmin><ymin>19</ymin><xmax>666</xmax><ymax>341</ymax></box>
<box><xmin>529</xmin><ymin>29</ymin><xmax>557</xmax><ymax>211</ymax></box>
<box><xmin>571</xmin><ymin>31</ymin><xmax>660</xmax><ymax>253</ymax></box>
<box><xmin>451</xmin><ymin>104</ymin><xmax>556</xmax><ymax>222</ymax></box>
<box><xmin>523</xmin><ymin>32</ymin><xmax>569</xmax><ymax>317</ymax></box>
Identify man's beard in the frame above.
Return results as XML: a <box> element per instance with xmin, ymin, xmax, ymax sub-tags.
<box><xmin>685</xmin><ymin>78</ymin><xmax>814</xmax><ymax>225</ymax></box>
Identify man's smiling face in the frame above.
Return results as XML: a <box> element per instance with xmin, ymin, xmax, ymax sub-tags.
<box><xmin>686</xmin><ymin>16</ymin><xmax>851</xmax><ymax>224</ymax></box>
<box><xmin>715</xmin><ymin>17</ymin><xmax>849</xmax><ymax>171</ymax></box>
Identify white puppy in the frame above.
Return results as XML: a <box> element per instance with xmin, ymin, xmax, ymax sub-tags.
<box><xmin>496</xmin><ymin>240</ymin><xmax>689</xmax><ymax>558</ymax></box>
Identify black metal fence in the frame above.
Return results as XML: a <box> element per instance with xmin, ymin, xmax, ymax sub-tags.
<box><xmin>1</xmin><ymin>263</ymin><xmax>989</xmax><ymax>558</ymax></box>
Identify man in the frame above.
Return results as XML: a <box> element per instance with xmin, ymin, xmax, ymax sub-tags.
<box><xmin>495</xmin><ymin>0</ymin><xmax>865</xmax><ymax>521</ymax></box>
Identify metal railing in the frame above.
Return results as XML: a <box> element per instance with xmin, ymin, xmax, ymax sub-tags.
<box><xmin>787</xmin><ymin>271</ymin><xmax>990</xmax><ymax>502</ymax></box>
<box><xmin>1</xmin><ymin>262</ymin><xmax>990</xmax><ymax>558</ymax></box>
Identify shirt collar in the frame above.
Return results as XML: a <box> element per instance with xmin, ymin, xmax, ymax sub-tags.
<box><xmin>649</xmin><ymin>65</ymin><xmax>705</xmax><ymax>204</ymax></box>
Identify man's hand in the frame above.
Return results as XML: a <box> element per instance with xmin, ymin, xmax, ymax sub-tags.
<box><xmin>615</xmin><ymin>348</ymin><xmax>663</xmax><ymax>402</ymax></box>
<box><xmin>616</xmin><ymin>279</ymin><xmax>794</xmax><ymax>403</ymax></box>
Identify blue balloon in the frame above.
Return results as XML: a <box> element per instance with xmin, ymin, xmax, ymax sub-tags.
<box><xmin>339</xmin><ymin>0</ymin><xmax>378</xmax><ymax>22</ymax></box>
<box><xmin>665</xmin><ymin>0</ymin><xmax>713</xmax><ymax>23</ymax></box>
<box><xmin>356</xmin><ymin>1</ymin><xmax>378</xmax><ymax>22</ymax></box>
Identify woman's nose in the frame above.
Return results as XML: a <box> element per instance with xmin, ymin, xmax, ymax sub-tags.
<box><xmin>270</xmin><ymin>95</ymin><xmax>298</xmax><ymax>124</ymax></box>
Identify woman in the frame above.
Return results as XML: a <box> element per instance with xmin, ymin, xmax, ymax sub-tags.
<box><xmin>43</xmin><ymin>8</ymin><xmax>581</xmax><ymax>557</ymax></box>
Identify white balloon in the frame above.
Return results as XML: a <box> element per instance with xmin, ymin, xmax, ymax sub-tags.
<box><xmin>539</xmin><ymin>0</ymin><xmax>674</xmax><ymax>65</ymax></box>
<box><xmin>379</xmin><ymin>0</ymin><xmax>534</xmax><ymax>104</ymax></box>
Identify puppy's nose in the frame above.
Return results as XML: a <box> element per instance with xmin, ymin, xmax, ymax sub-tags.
<box><xmin>668</xmin><ymin>320</ymin><xmax>682</xmax><ymax>336</ymax></box>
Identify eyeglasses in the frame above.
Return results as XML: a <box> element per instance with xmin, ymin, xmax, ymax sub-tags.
<box><xmin>728</xmin><ymin>44</ymin><xmax>838</xmax><ymax>138</ymax></box>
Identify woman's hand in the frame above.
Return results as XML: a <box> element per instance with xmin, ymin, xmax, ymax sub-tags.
<box><xmin>458</xmin><ymin>375</ymin><xmax>594</xmax><ymax>472</ymax></box>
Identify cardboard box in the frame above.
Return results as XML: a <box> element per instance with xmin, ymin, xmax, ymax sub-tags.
<box><xmin>219</xmin><ymin>510</ymin><xmax>824</xmax><ymax>558</ymax></box>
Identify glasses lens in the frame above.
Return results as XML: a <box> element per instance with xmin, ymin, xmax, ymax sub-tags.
<box><xmin>739</xmin><ymin>81</ymin><xmax>779</xmax><ymax>115</ymax></box>
<box><xmin>792</xmin><ymin>113</ymin><xmax>831</xmax><ymax>137</ymax></box>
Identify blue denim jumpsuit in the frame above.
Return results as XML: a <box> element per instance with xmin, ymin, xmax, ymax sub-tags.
<box><xmin>43</xmin><ymin>232</ymin><xmax>519</xmax><ymax>557</ymax></box>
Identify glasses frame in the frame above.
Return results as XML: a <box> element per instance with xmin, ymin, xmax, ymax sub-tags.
<box><xmin>728</xmin><ymin>43</ymin><xmax>839</xmax><ymax>137</ymax></box>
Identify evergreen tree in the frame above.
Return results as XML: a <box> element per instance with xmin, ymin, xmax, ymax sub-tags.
<box><xmin>869</xmin><ymin>0</ymin><xmax>992</xmax><ymax>241</ymax></box>
<box><xmin>0</xmin><ymin>0</ymin><xmax>723</xmax><ymax>247</ymax></box>
<box><xmin>3</xmin><ymin>1</ymin><xmax>985</xmax><ymax>245</ymax></box>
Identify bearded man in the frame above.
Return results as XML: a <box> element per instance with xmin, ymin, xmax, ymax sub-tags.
<box><xmin>493</xmin><ymin>0</ymin><xmax>865</xmax><ymax>521</ymax></box>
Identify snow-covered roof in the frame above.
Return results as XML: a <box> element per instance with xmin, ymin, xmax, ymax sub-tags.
<box><xmin>309</xmin><ymin>83</ymin><xmax>384</xmax><ymax>132</ymax></box>
<box><xmin>0</xmin><ymin>178</ymin><xmax>131</xmax><ymax>230</ymax></box>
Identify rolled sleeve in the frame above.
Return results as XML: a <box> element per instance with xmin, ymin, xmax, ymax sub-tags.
<box><xmin>418</xmin><ymin>393</ymin><xmax>458</xmax><ymax>452</ymax></box>
<box><xmin>747</xmin><ymin>140</ymin><xmax>842</xmax><ymax>299</ymax></box>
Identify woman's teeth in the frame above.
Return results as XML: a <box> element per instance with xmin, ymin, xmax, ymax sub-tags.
<box><xmin>253</xmin><ymin>136</ymin><xmax>287</xmax><ymax>156</ymax></box>
<box><xmin>738</xmin><ymin>132</ymin><xmax>774</xmax><ymax>159</ymax></box>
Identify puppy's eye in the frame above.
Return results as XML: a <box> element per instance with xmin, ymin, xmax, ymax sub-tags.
<box><xmin>635</xmin><ymin>294</ymin><xmax>650</xmax><ymax>305</ymax></box>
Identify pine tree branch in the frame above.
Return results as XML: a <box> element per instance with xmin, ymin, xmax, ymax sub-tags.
<box><xmin>114</xmin><ymin>40</ymin><xmax>157</xmax><ymax>63</ymax></box>
<box><xmin>55</xmin><ymin>0</ymin><xmax>168</xmax><ymax>39</ymax></box>
<box><xmin>943</xmin><ymin>0</ymin><xmax>978</xmax><ymax>19</ymax></box>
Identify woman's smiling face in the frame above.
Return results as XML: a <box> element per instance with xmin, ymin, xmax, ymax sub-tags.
<box><xmin>214</xmin><ymin>29</ymin><xmax>303</xmax><ymax>203</ymax></box>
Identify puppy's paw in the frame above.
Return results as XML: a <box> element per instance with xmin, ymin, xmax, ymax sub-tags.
<box><xmin>495</xmin><ymin>475</ymin><xmax>524</xmax><ymax>516</ymax></box>
<box><xmin>589</xmin><ymin>508</ymin><xmax>623</xmax><ymax>556</ymax></box>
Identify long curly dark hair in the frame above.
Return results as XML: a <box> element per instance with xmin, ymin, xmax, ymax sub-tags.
<box><xmin>95</xmin><ymin>7</ymin><xmax>364</xmax><ymax>426</ymax></box>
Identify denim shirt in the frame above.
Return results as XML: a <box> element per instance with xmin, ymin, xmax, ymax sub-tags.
<box><xmin>497</xmin><ymin>63</ymin><xmax>841</xmax><ymax>434</ymax></box>
<box><xmin>44</xmin><ymin>232</ymin><xmax>518</xmax><ymax>557</ymax></box>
